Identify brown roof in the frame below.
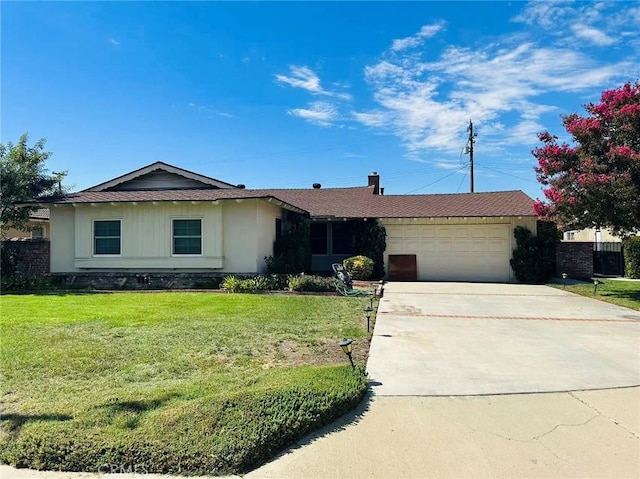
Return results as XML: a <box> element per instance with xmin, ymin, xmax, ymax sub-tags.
<box><xmin>35</xmin><ymin>187</ymin><xmax>534</xmax><ymax>218</ymax></box>
<box><xmin>364</xmin><ymin>190</ymin><xmax>535</xmax><ymax>218</ymax></box>
<box><xmin>30</xmin><ymin>208</ymin><xmax>50</xmax><ymax>220</ymax></box>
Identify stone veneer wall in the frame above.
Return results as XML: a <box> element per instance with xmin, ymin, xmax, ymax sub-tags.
<box><xmin>556</xmin><ymin>241</ymin><xmax>593</xmax><ymax>280</ymax></box>
<box><xmin>1</xmin><ymin>239</ymin><xmax>50</xmax><ymax>277</ymax></box>
<box><xmin>48</xmin><ymin>272</ymin><xmax>261</xmax><ymax>290</ymax></box>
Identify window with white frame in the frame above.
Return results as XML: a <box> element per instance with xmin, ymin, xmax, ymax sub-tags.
<box><xmin>94</xmin><ymin>220</ymin><xmax>121</xmax><ymax>255</ymax></box>
<box><xmin>173</xmin><ymin>219</ymin><xmax>202</xmax><ymax>255</ymax></box>
<box><xmin>31</xmin><ymin>226</ymin><xmax>44</xmax><ymax>239</ymax></box>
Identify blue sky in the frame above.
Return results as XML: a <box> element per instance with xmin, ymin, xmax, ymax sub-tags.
<box><xmin>2</xmin><ymin>1</ymin><xmax>639</xmax><ymax>199</ymax></box>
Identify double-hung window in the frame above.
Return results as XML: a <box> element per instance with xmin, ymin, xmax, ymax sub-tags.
<box><xmin>94</xmin><ymin>220</ymin><xmax>121</xmax><ymax>255</ymax></box>
<box><xmin>173</xmin><ymin>219</ymin><xmax>202</xmax><ymax>255</ymax></box>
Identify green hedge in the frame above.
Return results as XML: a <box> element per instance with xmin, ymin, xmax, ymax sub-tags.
<box><xmin>623</xmin><ymin>237</ymin><xmax>640</xmax><ymax>279</ymax></box>
<box><xmin>221</xmin><ymin>275</ymin><xmax>289</xmax><ymax>293</ymax></box>
<box><xmin>288</xmin><ymin>275</ymin><xmax>336</xmax><ymax>292</ymax></box>
<box><xmin>221</xmin><ymin>274</ymin><xmax>335</xmax><ymax>293</ymax></box>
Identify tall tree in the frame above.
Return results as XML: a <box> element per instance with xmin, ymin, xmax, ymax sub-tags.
<box><xmin>0</xmin><ymin>134</ymin><xmax>65</xmax><ymax>233</ymax></box>
<box><xmin>533</xmin><ymin>81</ymin><xmax>640</xmax><ymax>235</ymax></box>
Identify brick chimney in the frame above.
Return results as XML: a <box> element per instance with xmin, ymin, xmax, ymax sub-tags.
<box><xmin>368</xmin><ymin>172</ymin><xmax>380</xmax><ymax>195</ymax></box>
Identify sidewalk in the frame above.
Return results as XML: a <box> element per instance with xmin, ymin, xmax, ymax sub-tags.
<box><xmin>247</xmin><ymin>387</ymin><xmax>640</xmax><ymax>479</ymax></box>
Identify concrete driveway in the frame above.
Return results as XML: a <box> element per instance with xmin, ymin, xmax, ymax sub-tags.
<box><xmin>368</xmin><ymin>282</ymin><xmax>640</xmax><ymax>396</ymax></box>
<box><xmin>248</xmin><ymin>282</ymin><xmax>640</xmax><ymax>479</ymax></box>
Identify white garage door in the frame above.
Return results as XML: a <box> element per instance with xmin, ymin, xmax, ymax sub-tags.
<box><xmin>385</xmin><ymin>223</ymin><xmax>511</xmax><ymax>282</ymax></box>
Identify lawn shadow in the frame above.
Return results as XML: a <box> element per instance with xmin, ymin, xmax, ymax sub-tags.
<box><xmin>603</xmin><ymin>289</ymin><xmax>640</xmax><ymax>302</ymax></box>
<box><xmin>96</xmin><ymin>393</ymin><xmax>183</xmax><ymax>430</ymax></box>
<box><xmin>1</xmin><ymin>413</ymin><xmax>73</xmax><ymax>435</ymax></box>
<box><xmin>100</xmin><ymin>393</ymin><xmax>182</xmax><ymax>414</ymax></box>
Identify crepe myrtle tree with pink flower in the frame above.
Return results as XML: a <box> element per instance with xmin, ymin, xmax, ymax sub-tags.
<box><xmin>533</xmin><ymin>81</ymin><xmax>640</xmax><ymax>236</ymax></box>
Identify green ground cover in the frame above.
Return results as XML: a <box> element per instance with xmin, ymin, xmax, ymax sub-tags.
<box><xmin>0</xmin><ymin>293</ymin><xmax>370</xmax><ymax>475</ymax></box>
<box><xmin>550</xmin><ymin>279</ymin><xmax>640</xmax><ymax>311</ymax></box>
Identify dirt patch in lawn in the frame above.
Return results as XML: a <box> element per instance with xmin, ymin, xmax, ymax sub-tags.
<box><xmin>261</xmin><ymin>339</ymin><xmax>370</xmax><ymax>369</ymax></box>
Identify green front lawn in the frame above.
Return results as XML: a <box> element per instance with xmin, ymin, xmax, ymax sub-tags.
<box><xmin>550</xmin><ymin>278</ymin><xmax>640</xmax><ymax>311</ymax></box>
<box><xmin>0</xmin><ymin>293</ymin><xmax>370</xmax><ymax>475</ymax></box>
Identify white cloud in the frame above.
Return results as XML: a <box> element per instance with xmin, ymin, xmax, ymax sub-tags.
<box><xmin>108</xmin><ymin>38</ymin><xmax>120</xmax><ymax>46</ymax></box>
<box><xmin>435</xmin><ymin>161</ymin><xmax>464</xmax><ymax>170</ymax></box>
<box><xmin>502</xmin><ymin>120</ymin><xmax>546</xmax><ymax>146</ymax></box>
<box><xmin>288</xmin><ymin>101</ymin><xmax>338</xmax><ymax>127</ymax></box>
<box><xmin>351</xmin><ymin>110</ymin><xmax>389</xmax><ymax>127</ymax></box>
<box><xmin>355</xmin><ymin>19</ymin><xmax>634</xmax><ymax>157</ymax></box>
<box><xmin>188</xmin><ymin>103</ymin><xmax>234</xmax><ymax>119</ymax></box>
<box><xmin>514</xmin><ymin>1</ymin><xmax>630</xmax><ymax>47</ymax></box>
<box><xmin>275</xmin><ymin>65</ymin><xmax>351</xmax><ymax>100</ymax></box>
<box><xmin>391</xmin><ymin>23</ymin><xmax>445</xmax><ymax>52</ymax></box>
<box><xmin>571</xmin><ymin>24</ymin><xmax>616</xmax><ymax>46</ymax></box>
<box><xmin>513</xmin><ymin>0</ymin><xmax>575</xmax><ymax>28</ymax></box>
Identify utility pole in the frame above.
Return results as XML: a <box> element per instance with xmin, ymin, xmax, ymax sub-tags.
<box><xmin>466</xmin><ymin>120</ymin><xmax>477</xmax><ymax>193</ymax></box>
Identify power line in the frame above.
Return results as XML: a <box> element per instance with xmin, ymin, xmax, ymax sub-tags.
<box><xmin>404</xmin><ymin>165</ymin><xmax>468</xmax><ymax>194</ymax></box>
<box><xmin>476</xmin><ymin>165</ymin><xmax>539</xmax><ymax>183</ymax></box>
<box><xmin>456</xmin><ymin>168</ymin><xmax>469</xmax><ymax>193</ymax></box>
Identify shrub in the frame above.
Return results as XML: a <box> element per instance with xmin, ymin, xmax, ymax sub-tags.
<box><xmin>510</xmin><ymin>221</ymin><xmax>560</xmax><ymax>284</ymax></box>
<box><xmin>623</xmin><ymin>237</ymin><xmax>640</xmax><ymax>279</ymax></box>
<box><xmin>353</xmin><ymin>220</ymin><xmax>386</xmax><ymax>279</ymax></box>
<box><xmin>288</xmin><ymin>275</ymin><xmax>336</xmax><ymax>292</ymax></box>
<box><xmin>265</xmin><ymin>213</ymin><xmax>311</xmax><ymax>274</ymax></box>
<box><xmin>1</xmin><ymin>243</ymin><xmax>18</xmax><ymax>277</ymax></box>
<box><xmin>221</xmin><ymin>275</ymin><xmax>289</xmax><ymax>293</ymax></box>
<box><xmin>343</xmin><ymin>255</ymin><xmax>374</xmax><ymax>280</ymax></box>
<box><xmin>221</xmin><ymin>275</ymin><xmax>243</xmax><ymax>293</ymax></box>
<box><xmin>1</xmin><ymin>274</ymin><xmax>54</xmax><ymax>292</ymax></box>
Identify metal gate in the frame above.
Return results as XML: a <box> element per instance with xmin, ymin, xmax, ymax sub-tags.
<box><xmin>593</xmin><ymin>242</ymin><xmax>624</xmax><ymax>276</ymax></box>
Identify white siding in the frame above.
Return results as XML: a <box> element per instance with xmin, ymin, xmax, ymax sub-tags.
<box><xmin>220</xmin><ymin>200</ymin><xmax>259</xmax><ymax>273</ymax></box>
<box><xmin>255</xmin><ymin>201</ymin><xmax>281</xmax><ymax>274</ymax></box>
<box><xmin>70</xmin><ymin>202</ymin><xmax>223</xmax><ymax>270</ymax></box>
<box><xmin>217</xmin><ymin>199</ymin><xmax>280</xmax><ymax>273</ymax></box>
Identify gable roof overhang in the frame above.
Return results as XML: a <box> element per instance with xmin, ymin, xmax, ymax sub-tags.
<box><xmin>83</xmin><ymin>161</ymin><xmax>239</xmax><ymax>192</ymax></box>
<box><xmin>28</xmin><ymin>190</ymin><xmax>308</xmax><ymax>216</ymax></box>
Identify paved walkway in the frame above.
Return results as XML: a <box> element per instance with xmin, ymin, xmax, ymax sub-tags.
<box><xmin>3</xmin><ymin>282</ymin><xmax>639</xmax><ymax>478</ymax></box>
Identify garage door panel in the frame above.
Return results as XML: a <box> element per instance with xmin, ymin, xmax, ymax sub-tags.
<box><xmin>385</xmin><ymin>223</ymin><xmax>511</xmax><ymax>282</ymax></box>
<box><xmin>404</xmin><ymin>225</ymin><xmax>421</xmax><ymax>238</ymax></box>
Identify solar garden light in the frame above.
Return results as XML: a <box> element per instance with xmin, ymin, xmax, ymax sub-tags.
<box><xmin>562</xmin><ymin>273</ymin><xmax>568</xmax><ymax>289</ymax></box>
<box><xmin>339</xmin><ymin>338</ymin><xmax>355</xmax><ymax>368</ymax></box>
<box><xmin>364</xmin><ymin>304</ymin><xmax>373</xmax><ymax>332</ymax></box>
<box><xmin>593</xmin><ymin>278</ymin><xmax>603</xmax><ymax>296</ymax></box>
